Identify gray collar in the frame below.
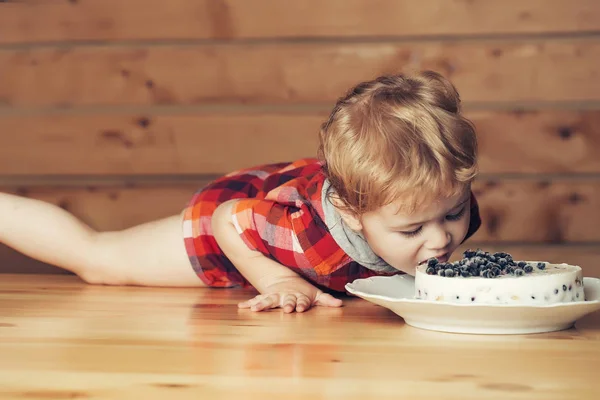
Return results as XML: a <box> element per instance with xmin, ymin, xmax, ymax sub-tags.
<box><xmin>321</xmin><ymin>179</ymin><xmax>398</xmax><ymax>274</ymax></box>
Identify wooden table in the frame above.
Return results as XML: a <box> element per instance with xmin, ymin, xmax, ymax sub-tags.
<box><xmin>1</xmin><ymin>274</ymin><xmax>599</xmax><ymax>400</ymax></box>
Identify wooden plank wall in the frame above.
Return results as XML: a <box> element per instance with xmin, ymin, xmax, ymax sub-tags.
<box><xmin>1</xmin><ymin>0</ymin><xmax>600</xmax><ymax>277</ymax></box>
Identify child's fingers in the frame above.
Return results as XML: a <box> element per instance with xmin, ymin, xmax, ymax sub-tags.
<box><xmin>238</xmin><ymin>294</ymin><xmax>273</xmax><ymax>310</ymax></box>
<box><xmin>250</xmin><ymin>293</ymin><xmax>280</xmax><ymax>311</ymax></box>
<box><xmin>314</xmin><ymin>292</ymin><xmax>343</xmax><ymax>308</ymax></box>
<box><xmin>295</xmin><ymin>294</ymin><xmax>312</xmax><ymax>312</ymax></box>
<box><xmin>280</xmin><ymin>293</ymin><xmax>297</xmax><ymax>313</ymax></box>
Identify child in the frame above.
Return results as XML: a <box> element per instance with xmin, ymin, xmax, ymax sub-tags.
<box><xmin>0</xmin><ymin>70</ymin><xmax>481</xmax><ymax>313</ymax></box>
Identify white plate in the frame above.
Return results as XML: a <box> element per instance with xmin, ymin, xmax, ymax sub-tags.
<box><xmin>345</xmin><ymin>275</ymin><xmax>600</xmax><ymax>335</ymax></box>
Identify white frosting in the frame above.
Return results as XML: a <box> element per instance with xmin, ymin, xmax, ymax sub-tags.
<box><xmin>415</xmin><ymin>261</ymin><xmax>585</xmax><ymax>305</ymax></box>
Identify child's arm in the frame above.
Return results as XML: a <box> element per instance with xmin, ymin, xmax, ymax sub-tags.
<box><xmin>212</xmin><ymin>199</ymin><xmax>343</xmax><ymax>313</ymax></box>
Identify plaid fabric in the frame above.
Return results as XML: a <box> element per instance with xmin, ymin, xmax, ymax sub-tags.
<box><xmin>183</xmin><ymin>158</ymin><xmax>482</xmax><ymax>293</ymax></box>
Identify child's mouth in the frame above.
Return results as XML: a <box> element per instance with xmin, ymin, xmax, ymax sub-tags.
<box><xmin>418</xmin><ymin>253</ymin><xmax>449</xmax><ymax>265</ymax></box>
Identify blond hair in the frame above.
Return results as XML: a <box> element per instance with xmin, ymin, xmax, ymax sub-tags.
<box><xmin>318</xmin><ymin>70</ymin><xmax>477</xmax><ymax>216</ymax></box>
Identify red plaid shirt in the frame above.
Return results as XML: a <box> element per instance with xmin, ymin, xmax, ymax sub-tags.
<box><xmin>183</xmin><ymin>158</ymin><xmax>481</xmax><ymax>292</ymax></box>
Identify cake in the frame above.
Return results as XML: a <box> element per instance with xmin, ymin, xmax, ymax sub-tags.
<box><xmin>414</xmin><ymin>249</ymin><xmax>585</xmax><ymax>305</ymax></box>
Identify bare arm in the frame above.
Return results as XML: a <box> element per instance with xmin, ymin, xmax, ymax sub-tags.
<box><xmin>211</xmin><ymin>199</ymin><xmax>342</xmax><ymax>312</ymax></box>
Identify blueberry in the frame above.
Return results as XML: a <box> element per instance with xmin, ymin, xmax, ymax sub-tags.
<box><xmin>426</xmin><ymin>266</ymin><xmax>436</xmax><ymax>275</ymax></box>
<box><xmin>491</xmin><ymin>266</ymin><xmax>501</xmax><ymax>276</ymax></box>
<box><xmin>437</xmin><ymin>269</ymin><xmax>445</xmax><ymax>276</ymax></box>
<box><xmin>460</xmin><ymin>270</ymin><xmax>471</xmax><ymax>278</ymax></box>
<box><xmin>498</xmin><ymin>258</ymin><xmax>507</xmax><ymax>267</ymax></box>
<box><xmin>517</xmin><ymin>261</ymin><xmax>527</xmax><ymax>268</ymax></box>
<box><xmin>427</xmin><ymin>258</ymin><xmax>439</xmax><ymax>267</ymax></box>
<box><xmin>488</xmin><ymin>255</ymin><xmax>497</xmax><ymax>263</ymax></box>
<box><xmin>514</xmin><ymin>268</ymin><xmax>525</xmax><ymax>276</ymax></box>
<box><xmin>463</xmin><ymin>249</ymin><xmax>476</xmax><ymax>258</ymax></box>
<box><xmin>444</xmin><ymin>268</ymin><xmax>456</xmax><ymax>277</ymax></box>
<box><xmin>537</xmin><ymin>262</ymin><xmax>546</xmax><ymax>270</ymax></box>
<box><xmin>524</xmin><ymin>265</ymin><xmax>534</xmax><ymax>273</ymax></box>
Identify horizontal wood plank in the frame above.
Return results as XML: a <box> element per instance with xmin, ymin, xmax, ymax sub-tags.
<box><xmin>0</xmin><ymin>178</ymin><xmax>598</xmax><ymax>243</ymax></box>
<box><xmin>1</xmin><ymin>0</ymin><xmax>599</xmax><ymax>44</ymax></box>
<box><xmin>1</xmin><ymin>39</ymin><xmax>600</xmax><ymax>106</ymax></box>
<box><xmin>0</xmin><ymin>110</ymin><xmax>598</xmax><ymax>175</ymax></box>
<box><xmin>1</xmin><ymin>275</ymin><xmax>599</xmax><ymax>400</ymax></box>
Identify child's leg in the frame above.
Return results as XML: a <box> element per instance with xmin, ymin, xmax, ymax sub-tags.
<box><xmin>0</xmin><ymin>192</ymin><xmax>204</xmax><ymax>287</ymax></box>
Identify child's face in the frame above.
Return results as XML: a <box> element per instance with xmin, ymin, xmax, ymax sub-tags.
<box><xmin>352</xmin><ymin>190</ymin><xmax>471</xmax><ymax>275</ymax></box>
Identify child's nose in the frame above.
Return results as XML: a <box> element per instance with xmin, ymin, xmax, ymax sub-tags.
<box><xmin>427</xmin><ymin>227</ymin><xmax>451</xmax><ymax>250</ymax></box>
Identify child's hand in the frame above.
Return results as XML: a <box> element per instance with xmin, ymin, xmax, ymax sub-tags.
<box><xmin>238</xmin><ymin>276</ymin><xmax>343</xmax><ymax>313</ymax></box>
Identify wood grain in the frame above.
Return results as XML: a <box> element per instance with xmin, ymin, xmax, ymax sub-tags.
<box><xmin>1</xmin><ymin>109</ymin><xmax>599</xmax><ymax>175</ymax></box>
<box><xmin>0</xmin><ymin>177</ymin><xmax>599</xmax><ymax>242</ymax></box>
<box><xmin>0</xmin><ymin>273</ymin><xmax>599</xmax><ymax>400</ymax></box>
<box><xmin>2</xmin><ymin>39</ymin><xmax>600</xmax><ymax>107</ymax></box>
<box><xmin>1</xmin><ymin>0</ymin><xmax>599</xmax><ymax>44</ymax></box>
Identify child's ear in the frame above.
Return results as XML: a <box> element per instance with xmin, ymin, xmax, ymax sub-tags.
<box><xmin>330</xmin><ymin>196</ymin><xmax>363</xmax><ymax>232</ymax></box>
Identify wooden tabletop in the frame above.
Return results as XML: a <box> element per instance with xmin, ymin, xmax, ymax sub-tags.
<box><xmin>1</xmin><ymin>274</ymin><xmax>599</xmax><ymax>400</ymax></box>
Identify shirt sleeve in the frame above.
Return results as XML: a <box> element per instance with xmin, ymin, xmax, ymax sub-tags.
<box><xmin>230</xmin><ymin>198</ymin><xmax>308</xmax><ymax>269</ymax></box>
<box><xmin>229</xmin><ymin>197</ymin><xmax>350</xmax><ymax>288</ymax></box>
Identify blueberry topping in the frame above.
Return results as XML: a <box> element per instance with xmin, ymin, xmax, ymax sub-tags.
<box><xmin>463</xmin><ymin>249</ymin><xmax>476</xmax><ymax>258</ymax></box>
<box><xmin>536</xmin><ymin>262</ymin><xmax>546</xmax><ymax>270</ymax></box>
<box><xmin>517</xmin><ymin>261</ymin><xmax>527</xmax><ymax>268</ymax></box>
<box><xmin>426</xmin><ymin>266</ymin><xmax>436</xmax><ymax>275</ymax></box>
<box><xmin>514</xmin><ymin>268</ymin><xmax>525</xmax><ymax>276</ymax></box>
<box><xmin>444</xmin><ymin>268</ymin><xmax>456</xmax><ymax>277</ymax></box>
<box><xmin>524</xmin><ymin>265</ymin><xmax>534</xmax><ymax>273</ymax></box>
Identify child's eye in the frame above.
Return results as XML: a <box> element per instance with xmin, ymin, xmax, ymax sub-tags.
<box><xmin>446</xmin><ymin>207</ymin><xmax>466</xmax><ymax>221</ymax></box>
<box><xmin>400</xmin><ymin>226</ymin><xmax>423</xmax><ymax>238</ymax></box>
